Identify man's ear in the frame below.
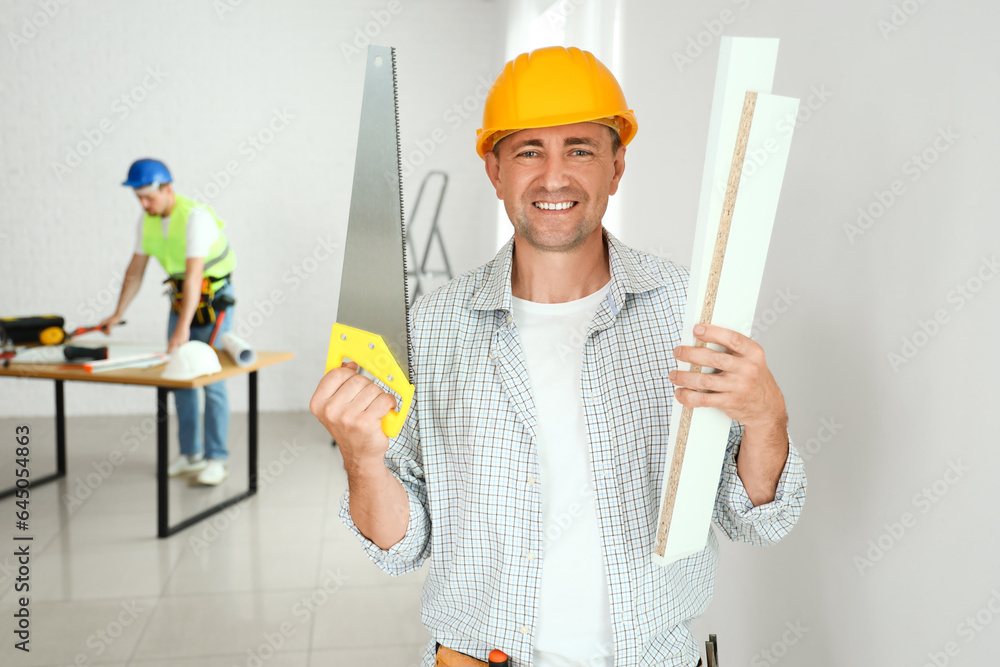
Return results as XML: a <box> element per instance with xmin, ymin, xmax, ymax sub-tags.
<box><xmin>608</xmin><ymin>145</ymin><xmax>626</xmax><ymax>196</ymax></box>
<box><xmin>484</xmin><ymin>151</ymin><xmax>504</xmax><ymax>200</ymax></box>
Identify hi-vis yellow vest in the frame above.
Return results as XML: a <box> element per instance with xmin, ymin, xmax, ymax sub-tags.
<box><xmin>141</xmin><ymin>194</ymin><xmax>236</xmax><ymax>287</ymax></box>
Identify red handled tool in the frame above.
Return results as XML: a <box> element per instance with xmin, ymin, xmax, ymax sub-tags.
<box><xmin>70</xmin><ymin>321</ymin><xmax>127</xmax><ymax>339</ymax></box>
<box><xmin>1</xmin><ymin>344</ymin><xmax>15</xmax><ymax>368</ymax></box>
<box><xmin>488</xmin><ymin>650</ymin><xmax>509</xmax><ymax>667</ymax></box>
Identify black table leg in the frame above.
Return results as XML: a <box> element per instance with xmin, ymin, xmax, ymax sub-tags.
<box><xmin>156</xmin><ymin>377</ymin><xmax>257</xmax><ymax>538</ymax></box>
<box><xmin>0</xmin><ymin>379</ymin><xmax>67</xmax><ymax>500</ymax></box>
<box><xmin>249</xmin><ymin>371</ymin><xmax>258</xmax><ymax>493</ymax></box>
<box><xmin>157</xmin><ymin>387</ymin><xmax>169</xmax><ymax>538</ymax></box>
<box><xmin>55</xmin><ymin>379</ymin><xmax>66</xmax><ymax>476</ymax></box>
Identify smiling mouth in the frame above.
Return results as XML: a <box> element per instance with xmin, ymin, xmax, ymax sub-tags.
<box><xmin>533</xmin><ymin>201</ymin><xmax>576</xmax><ymax>210</ymax></box>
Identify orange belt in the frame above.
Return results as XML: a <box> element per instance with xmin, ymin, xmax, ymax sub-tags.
<box><xmin>435</xmin><ymin>646</ymin><xmax>487</xmax><ymax>667</ymax></box>
<box><xmin>437</xmin><ymin>646</ymin><xmax>703</xmax><ymax>666</ymax></box>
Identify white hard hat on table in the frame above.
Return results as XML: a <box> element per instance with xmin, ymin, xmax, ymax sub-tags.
<box><xmin>161</xmin><ymin>341</ymin><xmax>222</xmax><ymax>380</ymax></box>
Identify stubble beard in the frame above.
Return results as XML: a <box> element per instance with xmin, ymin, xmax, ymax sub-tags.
<box><xmin>511</xmin><ymin>192</ymin><xmax>604</xmax><ymax>254</ymax></box>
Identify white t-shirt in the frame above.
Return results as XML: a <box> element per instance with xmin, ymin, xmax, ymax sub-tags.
<box><xmin>133</xmin><ymin>206</ymin><xmax>220</xmax><ymax>259</ymax></box>
<box><xmin>511</xmin><ymin>281</ymin><xmax>615</xmax><ymax>667</ymax></box>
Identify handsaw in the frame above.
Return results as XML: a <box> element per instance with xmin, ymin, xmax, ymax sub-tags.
<box><xmin>325</xmin><ymin>45</ymin><xmax>415</xmax><ymax>439</ymax></box>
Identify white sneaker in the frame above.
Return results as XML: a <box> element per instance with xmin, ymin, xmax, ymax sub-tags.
<box><xmin>195</xmin><ymin>460</ymin><xmax>228</xmax><ymax>486</ymax></box>
<box><xmin>168</xmin><ymin>454</ymin><xmax>207</xmax><ymax>477</ymax></box>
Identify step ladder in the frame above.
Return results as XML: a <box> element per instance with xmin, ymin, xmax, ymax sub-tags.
<box><xmin>405</xmin><ymin>170</ymin><xmax>453</xmax><ymax>304</ymax></box>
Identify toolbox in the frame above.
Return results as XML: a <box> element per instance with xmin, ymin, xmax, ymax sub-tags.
<box><xmin>0</xmin><ymin>315</ymin><xmax>67</xmax><ymax>345</ymax></box>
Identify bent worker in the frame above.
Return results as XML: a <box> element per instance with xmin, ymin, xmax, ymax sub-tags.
<box><xmin>100</xmin><ymin>158</ymin><xmax>237</xmax><ymax>486</ymax></box>
<box><xmin>311</xmin><ymin>47</ymin><xmax>806</xmax><ymax>666</ymax></box>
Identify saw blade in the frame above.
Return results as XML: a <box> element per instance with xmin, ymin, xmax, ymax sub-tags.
<box><xmin>336</xmin><ymin>45</ymin><xmax>411</xmax><ymax>382</ymax></box>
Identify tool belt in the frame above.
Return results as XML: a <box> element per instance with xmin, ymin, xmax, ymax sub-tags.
<box><xmin>435</xmin><ymin>645</ymin><xmax>487</xmax><ymax>667</ymax></box>
<box><xmin>434</xmin><ymin>649</ymin><xmax>702</xmax><ymax>667</ymax></box>
<box><xmin>165</xmin><ymin>274</ymin><xmax>235</xmax><ymax>326</ymax></box>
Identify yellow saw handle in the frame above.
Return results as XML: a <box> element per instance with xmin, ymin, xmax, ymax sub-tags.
<box><xmin>326</xmin><ymin>323</ymin><xmax>414</xmax><ymax>438</ymax></box>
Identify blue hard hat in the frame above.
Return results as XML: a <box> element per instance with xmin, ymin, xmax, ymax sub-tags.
<box><xmin>122</xmin><ymin>159</ymin><xmax>172</xmax><ymax>188</ymax></box>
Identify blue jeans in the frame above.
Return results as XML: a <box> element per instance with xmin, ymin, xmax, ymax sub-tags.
<box><xmin>167</xmin><ymin>281</ymin><xmax>234</xmax><ymax>461</ymax></box>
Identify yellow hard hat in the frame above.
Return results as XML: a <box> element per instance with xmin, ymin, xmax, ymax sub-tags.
<box><xmin>476</xmin><ymin>46</ymin><xmax>637</xmax><ymax>160</ymax></box>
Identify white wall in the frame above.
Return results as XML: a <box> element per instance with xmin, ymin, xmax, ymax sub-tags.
<box><xmin>608</xmin><ymin>0</ymin><xmax>1000</xmax><ymax>665</ymax></box>
<box><xmin>0</xmin><ymin>0</ymin><xmax>504</xmax><ymax>417</ymax></box>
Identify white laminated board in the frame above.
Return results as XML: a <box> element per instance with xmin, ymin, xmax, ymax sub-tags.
<box><xmin>653</xmin><ymin>38</ymin><xmax>800</xmax><ymax>565</ymax></box>
<box><xmin>689</xmin><ymin>37</ymin><xmax>778</xmax><ymax>336</ymax></box>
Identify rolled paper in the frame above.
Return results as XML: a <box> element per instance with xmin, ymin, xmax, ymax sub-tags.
<box><xmin>219</xmin><ymin>332</ymin><xmax>256</xmax><ymax>367</ymax></box>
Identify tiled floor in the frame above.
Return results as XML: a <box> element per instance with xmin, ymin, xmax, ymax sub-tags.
<box><xmin>0</xmin><ymin>412</ymin><xmax>429</xmax><ymax>666</ymax></box>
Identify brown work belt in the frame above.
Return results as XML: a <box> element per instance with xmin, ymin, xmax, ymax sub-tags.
<box><xmin>435</xmin><ymin>645</ymin><xmax>487</xmax><ymax>667</ymax></box>
<box><xmin>165</xmin><ymin>274</ymin><xmax>233</xmax><ymax>325</ymax></box>
<box><xmin>435</xmin><ymin>645</ymin><xmax>704</xmax><ymax>666</ymax></box>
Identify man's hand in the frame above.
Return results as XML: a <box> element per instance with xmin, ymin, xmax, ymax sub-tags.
<box><xmin>98</xmin><ymin>313</ymin><xmax>124</xmax><ymax>335</ymax></box>
<box><xmin>167</xmin><ymin>324</ymin><xmax>191</xmax><ymax>354</ymax></box>
<box><xmin>309</xmin><ymin>362</ymin><xmax>409</xmax><ymax>549</ymax></box>
<box><xmin>669</xmin><ymin>323</ymin><xmax>785</xmax><ymax>428</ymax></box>
<box><xmin>309</xmin><ymin>362</ymin><xmax>398</xmax><ymax>471</ymax></box>
<box><xmin>670</xmin><ymin>323</ymin><xmax>789</xmax><ymax>505</ymax></box>
<box><xmin>102</xmin><ymin>253</ymin><xmax>148</xmax><ymax>334</ymax></box>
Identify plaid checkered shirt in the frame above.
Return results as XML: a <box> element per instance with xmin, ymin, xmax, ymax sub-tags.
<box><xmin>340</xmin><ymin>230</ymin><xmax>807</xmax><ymax>667</ymax></box>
